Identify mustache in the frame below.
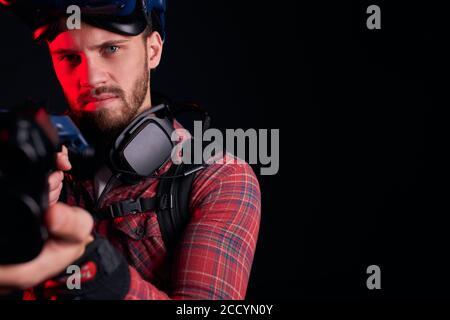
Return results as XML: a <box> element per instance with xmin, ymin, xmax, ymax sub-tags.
<box><xmin>77</xmin><ymin>86</ymin><xmax>125</xmax><ymax>107</ymax></box>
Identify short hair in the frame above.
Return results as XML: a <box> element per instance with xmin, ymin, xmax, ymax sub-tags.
<box><xmin>141</xmin><ymin>25</ymin><xmax>152</xmax><ymax>41</ymax></box>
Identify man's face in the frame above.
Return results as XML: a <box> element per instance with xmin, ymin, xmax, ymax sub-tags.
<box><xmin>48</xmin><ymin>23</ymin><xmax>158</xmax><ymax>135</ymax></box>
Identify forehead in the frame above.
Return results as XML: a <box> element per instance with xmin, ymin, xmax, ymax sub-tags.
<box><xmin>48</xmin><ymin>22</ymin><xmax>131</xmax><ymax>51</ymax></box>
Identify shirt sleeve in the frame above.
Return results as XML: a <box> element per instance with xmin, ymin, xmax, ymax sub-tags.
<box><xmin>124</xmin><ymin>156</ymin><xmax>261</xmax><ymax>300</ymax></box>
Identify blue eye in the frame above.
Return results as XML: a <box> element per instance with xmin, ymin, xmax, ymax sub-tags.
<box><xmin>104</xmin><ymin>46</ymin><xmax>120</xmax><ymax>55</ymax></box>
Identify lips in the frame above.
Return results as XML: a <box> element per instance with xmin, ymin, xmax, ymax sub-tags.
<box><xmin>83</xmin><ymin>94</ymin><xmax>117</xmax><ymax>104</ymax></box>
<box><xmin>81</xmin><ymin>94</ymin><xmax>118</xmax><ymax>110</ymax></box>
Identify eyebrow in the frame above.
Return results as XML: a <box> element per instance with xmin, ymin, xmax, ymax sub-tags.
<box><xmin>50</xmin><ymin>39</ymin><xmax>130</xmax><ymax>55</ymax></box>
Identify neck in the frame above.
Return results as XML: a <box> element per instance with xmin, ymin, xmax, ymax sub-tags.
<box><xmin>136</xmin><ymin>89</ymin><xmax>153</xmax><ymax>115</ymax></box>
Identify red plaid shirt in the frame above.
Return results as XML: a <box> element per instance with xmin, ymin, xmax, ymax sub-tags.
<box><xmin>25</xmin><ymin>122</ymin><xmax>261</xmax><ymax>300</ymax></box>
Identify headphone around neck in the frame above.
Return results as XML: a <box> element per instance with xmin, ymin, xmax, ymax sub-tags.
<box><xmin>106</xmin><ymin>102</ymin><xmax>210</xmax><ymax>184</ymax></box>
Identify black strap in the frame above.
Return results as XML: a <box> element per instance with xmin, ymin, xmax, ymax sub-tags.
<box><xmin>155</xmin><ymin>164</ymin><xmax>178</xmax><ymax>248</ymax></box>
<box><xmin>156</xmin><ymin>162</ymin><xmax>203</xmax><ymax>251</ymax></box>
<box><xmin>89</xmin><ymin>162</ymin><xmax>204</xmax><ymax>251</ymax></box>
<box><xmin>95</xmin><ymin>197</ymin><xmax>158</xmax><ymax>220</ymax></box>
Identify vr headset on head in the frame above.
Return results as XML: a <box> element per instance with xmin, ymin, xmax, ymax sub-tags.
<box><xmin>0</xmin><ymin>0</ymin><xmax>166</xmax><ymax>40</ymax></box>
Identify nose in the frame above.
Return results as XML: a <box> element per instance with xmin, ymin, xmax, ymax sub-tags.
<box><xmin>79</xmin><ymin>55</ymin><xmax>108</xmax><ymax>88</ymax></box>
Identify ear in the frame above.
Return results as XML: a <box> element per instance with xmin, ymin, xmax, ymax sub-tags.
<box><xmin>146</xmin><ymin>31</ymin><xmax>163</xmax><ymax>69</ymax></box>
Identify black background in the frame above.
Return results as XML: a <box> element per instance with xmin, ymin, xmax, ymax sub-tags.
<box><xmin>0</xmin><ymin>1</ymin><xmax>447</xmax><ymax>301</ymax></box>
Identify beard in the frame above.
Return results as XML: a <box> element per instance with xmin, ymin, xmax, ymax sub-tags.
<box><xmin>65</xmin><ymin>59</ymin><xmax>150</xmax><ymax>170</ymax></box>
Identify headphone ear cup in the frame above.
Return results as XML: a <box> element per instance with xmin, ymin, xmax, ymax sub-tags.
<box><xmin>107</xmin><ymin>109</ymin><xmax>175</xmax><ymax>183</ymax></box>
<box><xmin>121</xmin><ymin>120</ymin><xmax>173</xmax><ymax>174</ymax></box>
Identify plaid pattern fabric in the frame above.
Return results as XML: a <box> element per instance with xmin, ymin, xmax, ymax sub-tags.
<box><xmin>25</xmin><ymin>122</ymin><xmax>261</xmax><ymax>300</ymax></box>
<box><xmin>75</xmin><ymin>154</ymin><xmax>260</xmax><ymax>300</ymax></box>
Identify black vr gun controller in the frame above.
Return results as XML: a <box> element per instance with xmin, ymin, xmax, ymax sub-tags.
<box><xmin>0</xmin><ymin>106</ymin><xmax>92</xmax><ymax>264</ymax></box>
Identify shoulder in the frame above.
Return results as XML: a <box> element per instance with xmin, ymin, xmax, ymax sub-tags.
<box><xmin>189</xmin><ymin>152</ymin><xmax>261</xmax><ymax>214</ymax></box>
